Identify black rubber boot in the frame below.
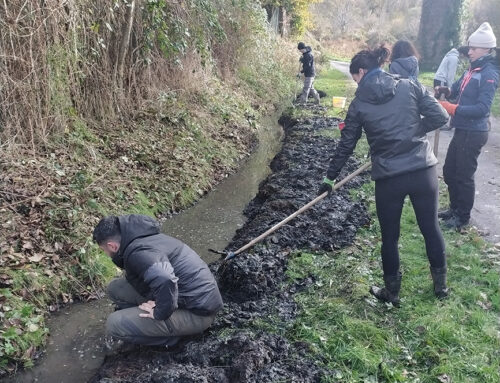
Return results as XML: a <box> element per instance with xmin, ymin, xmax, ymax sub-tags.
<box><xmin>430</xmin><ymin>266</ymin><xmax>449</xmax><ymax>299</ymax></box>
<box><xmin>438</xmin><ymin>208</ymin><xmax>455</xmax><ymax>220</ymax></box>
<box><xmin>370</xmin><ymin>273</ymin><xmax>401</xmax><ymax>306</ymax></box>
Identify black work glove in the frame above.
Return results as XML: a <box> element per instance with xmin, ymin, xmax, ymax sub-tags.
<box><xmin>434</xmin><ymin>86</ymin><xmax>451</xmax><ymax>99</ymax></box>
<box><xmin>318</xmin><ymin>177</ymin><xmax>335</xmax><ymax>196</ymax></box>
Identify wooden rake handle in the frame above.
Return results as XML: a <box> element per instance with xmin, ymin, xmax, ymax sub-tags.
<box><xmin>232</xmin><ymin>161</ymin><xmax>372</xmax><ymax>256</ymax></box>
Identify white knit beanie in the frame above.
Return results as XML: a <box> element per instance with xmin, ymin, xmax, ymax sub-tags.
<box><xmin>468</xmin><ymin>22</ymin><xmax>497</xmax><ymax>48</ymax></box>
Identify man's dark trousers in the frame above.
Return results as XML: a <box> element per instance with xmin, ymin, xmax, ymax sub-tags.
<box><xmin>106</xmin><ymin>278</ymin><xmax>216</xmax><ymax>346</ymax></box>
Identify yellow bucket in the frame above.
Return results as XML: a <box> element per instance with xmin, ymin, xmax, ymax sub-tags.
<box><xmin>332</xmin><ymin>96</ymin><xmax>346</xmax><ymax>108</ymax></box>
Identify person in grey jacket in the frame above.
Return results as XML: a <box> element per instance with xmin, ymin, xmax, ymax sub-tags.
<box><xmin>389</xmin><ymin>40</ymin><xmax>420</xmax><ymax>81</ymax></box>
<box><xmin>93</xmin><ymin>214</ymin><xmax>223</xmax><ymax>346</ymax></box>
<box><xmin>318</xmin><ymin>46</ymin><xmax>449</xmax><ymax>306</ymax></box>
<box><xmin>433</xmin><ymin>46</ymin><xmax>470</xmax><ymax>88</ymax></box>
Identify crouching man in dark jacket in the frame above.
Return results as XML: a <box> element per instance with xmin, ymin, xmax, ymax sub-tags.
<box><xmin>93</xmin><ymin>214</ymin><xmax>223</xmax><ymax>346</ymax></box>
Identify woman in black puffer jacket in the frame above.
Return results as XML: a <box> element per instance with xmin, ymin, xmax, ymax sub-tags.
<box><xmin>318</xmin><ymin>46</ymin><xmax>449</xmax><ymax>306</ymax></box>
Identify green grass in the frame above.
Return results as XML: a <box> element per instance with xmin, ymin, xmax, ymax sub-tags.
<box><xmin>491</xmin><ymin>93</ymin><xmax>499</xmax><ymax>117</ymax></box>
<box><xmin>315</xmin><ymin>67</ymin><xmax>356</xmax><ymax>119</ymax></box>
<box><xmin>278</xmin><ymin>65</ymin><xmax>500</xmax><ymax>382</ymax></box>
<box><xmin>285</xmin><ymin>180</ymin><xmax>500</xmax><ymax>382</ymax></box>
<box><xmin>418</xmin><ymin>71</ymin><xmax>435</xmax><ymax>88</ymax></box>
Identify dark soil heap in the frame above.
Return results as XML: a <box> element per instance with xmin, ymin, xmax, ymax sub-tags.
<box><xmin>90</xmin><ymin>109</ymin><xmax>370</xmax><ymax>383</ymax></box>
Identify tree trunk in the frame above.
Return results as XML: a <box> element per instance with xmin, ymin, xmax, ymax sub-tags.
<box><xmin>114</xmin><ymin>0</ymin><xmax>136</xmax><ymax>90</ymax></box>
<box><xmin>417</xmin><ymin>0</ymin><xmax>463</xmax><ymax>70</ymax></box>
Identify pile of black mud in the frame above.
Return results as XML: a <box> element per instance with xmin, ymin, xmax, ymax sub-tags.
<box><xmin>90</xmin><ymin>107</ymin><xmax>371</xmax><ymax>383</ymax></box>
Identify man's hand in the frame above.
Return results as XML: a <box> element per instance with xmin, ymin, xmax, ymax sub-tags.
<box><xmin>439</xmin><ymin>100</ymin><xmax>458</xmax><ymax>116</ymax></box>
<box><xmin>296</xmin><ymin>73</ymin><xmax>301</xmax><ymax>79</ymax></box>
<box><xmin>138</xmin><ymin>300</ymin><xmax>156</xmax><ymax>319</ymax></box>
<box><xmin>318</xmin><ymin>177</ymin><xmax>335</xmax><ymax>196</ymax></box>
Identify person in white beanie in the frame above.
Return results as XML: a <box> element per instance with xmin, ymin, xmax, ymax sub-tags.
<box><xmin>437</xmin><ymin>22</ymin><xmax>499</xmax><ymax>229</ymax></box>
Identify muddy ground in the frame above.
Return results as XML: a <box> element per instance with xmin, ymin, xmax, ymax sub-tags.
<box><xmin>89</xmin><ymin>107</ymin><xmax>370</xmax><ymax>383</ymax></box>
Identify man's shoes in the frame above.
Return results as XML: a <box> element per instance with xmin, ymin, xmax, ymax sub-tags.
<box><xmin>438</xmin><ymin>209</ymin><xmax>455</xmax><ymax>220</ymax></box>
<box><xmin>443</xmin><ymin>215</ymin><xmax>469</xmax><ymax>230</ymax></box>
<box><xmin>104</xmin><ymin>337</ymin><xmax>138</xmax><ymax>356</ymax></box>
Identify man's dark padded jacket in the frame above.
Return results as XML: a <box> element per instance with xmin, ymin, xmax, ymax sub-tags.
<box><xmin>300</xmin><ymin>46</ymin><xmax>315</xmax><ymax>77</ymax></box>
<box><xmin>327</xmin><ymin>69</ymin><xmax>449</xmax><ymax>181</ymax></box>
<box><xmin>112</xmin><ymin>214</ymin><xmax>223</xmax><ymax>320</ymax></box>
<box><xmin>449</xmin><ymin>54</ymin><xmax>499</xmax><ymax>132</ymax></box>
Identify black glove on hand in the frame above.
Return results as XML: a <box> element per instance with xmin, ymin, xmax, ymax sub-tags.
<box><xmin>318</xmin><ymin>177</ymin><xmax>335</xmax><ymax>196</ymax></box>
<box><xmin>434</xmin><ymin>86</ymin><xmax>451</xmax><ymax>99</ymax></box>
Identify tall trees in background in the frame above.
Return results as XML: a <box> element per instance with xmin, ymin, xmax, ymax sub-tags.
<box><xmin>310</xmin><ymin>0</ymin><xmax>422</xmax><ymax>42</ymax></box>
<box><xmin>262</xmin><ymin>0</ymin><xmax>321</xmax><ymax>35</ymax></box>
<box><xmin>417</xmin><ymin>0</ymin><xmax>464</xmax><ymax>69</ymax></box>
<box><xmin>462</xmin><ymin>0</ymin><xmax>500</xmax><ymax>42</ymax></box>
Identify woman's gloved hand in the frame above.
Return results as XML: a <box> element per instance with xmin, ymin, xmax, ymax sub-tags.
<box><xmin>439</xmin><ymin>100</ymin><xmax>458</xmax><ymax>116</ymax></box>
<box><xmin>318</xmin><ymin>177</ymin><xmax>335</xmax><ymax>196</ymax></box>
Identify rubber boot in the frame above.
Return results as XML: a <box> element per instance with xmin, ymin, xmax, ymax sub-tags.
<box><xmin>430</xmin><ymin>266</ymin><xmax>449</xmax><ymax>299</ymax></box>
<box><xmin>313</xmin><ymin>91</ymin><xmax>320</xmax><ymax>105</ymax></box>
<box><xmin>438</xmin><ymin>208</ymin><xmax>455</xmax><ymax>220</ymax></box>
<box><xmin>370</xmin><ymin>273</ymin><xmax>401</xmax><ymax>306</ymax></box>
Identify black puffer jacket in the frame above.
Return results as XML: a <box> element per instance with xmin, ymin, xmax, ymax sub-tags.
<box><xmin>112</xmin><ymin>215</ymin><xmax>223</xmax><ymax>320</ymax></box>
<box><xmin>327</xmin><ymin>69</ymin><xmax>448</xmax><ymax>181</ymax></box>
<box><xmin>300</xmin><ymin>46</ymin><xmax>316</xmax><ymax>77</ymax></box>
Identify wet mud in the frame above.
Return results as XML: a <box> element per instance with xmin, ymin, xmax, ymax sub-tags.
<box><xmin>90</xmin><ymin>107</ymin><xmax>370</xmax><ymax>383</ymax></box>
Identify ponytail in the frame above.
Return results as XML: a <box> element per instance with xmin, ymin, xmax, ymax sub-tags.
<box><xmin>350</xmin><ymin>45</ymin><xmax>390</xmax><ymax>74</ymax></box>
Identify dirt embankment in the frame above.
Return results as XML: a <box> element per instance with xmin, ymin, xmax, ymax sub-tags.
<box><xmin>90</xmin><ymin>108</ymin><xmax>371</xmax><ymax>382</ymax></box>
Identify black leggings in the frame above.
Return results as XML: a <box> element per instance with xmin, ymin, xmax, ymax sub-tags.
<box><xmin>375</xmin><ymin>166</ymin><xmax>445</xmax><ymax>276</ymax></box>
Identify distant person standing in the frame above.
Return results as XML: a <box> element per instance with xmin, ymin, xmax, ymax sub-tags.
<box><xmin>389</xmin><ymin>40</ymin><xmax>420</xmax><ymax>81</ymax></box>
<box><xmin>433</xmin><ymin>46</ymin><xmax>470</xmax><ymax>88</ymax></box>
<box><xmin>438</xmin><ymin>22</ymin><xmax>499</xmax><ymax>229</ymax></box>
<box><xmin>297</xmin><ymin>42</ymin><xmax>320</xmax><ymax>104</ymax></box>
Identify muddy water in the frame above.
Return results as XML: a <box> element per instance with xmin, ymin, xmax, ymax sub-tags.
<box><xmin>4</xmin><ymin>112</ymin><xmax>284</xmax><ymax>383</ymax></box>
<box><xmin>162</xmin><ymin>112</ymin><xmax>284</xmax><ymax>263</ymax></box>
<box><xmin>3</xmin><ymin>299</ymin><xmax>114</xmax><ymax>383</ymax></box>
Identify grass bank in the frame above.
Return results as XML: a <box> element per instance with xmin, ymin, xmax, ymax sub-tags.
<box><xmin>0</xmin><ymin>42</ymin><xmax>296</xmax><ymax>377</ymax></box>
<box><xmin>263</xmin><ymin>67</ymin><xmax>500</xmax><ymax>382</ymax></box>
